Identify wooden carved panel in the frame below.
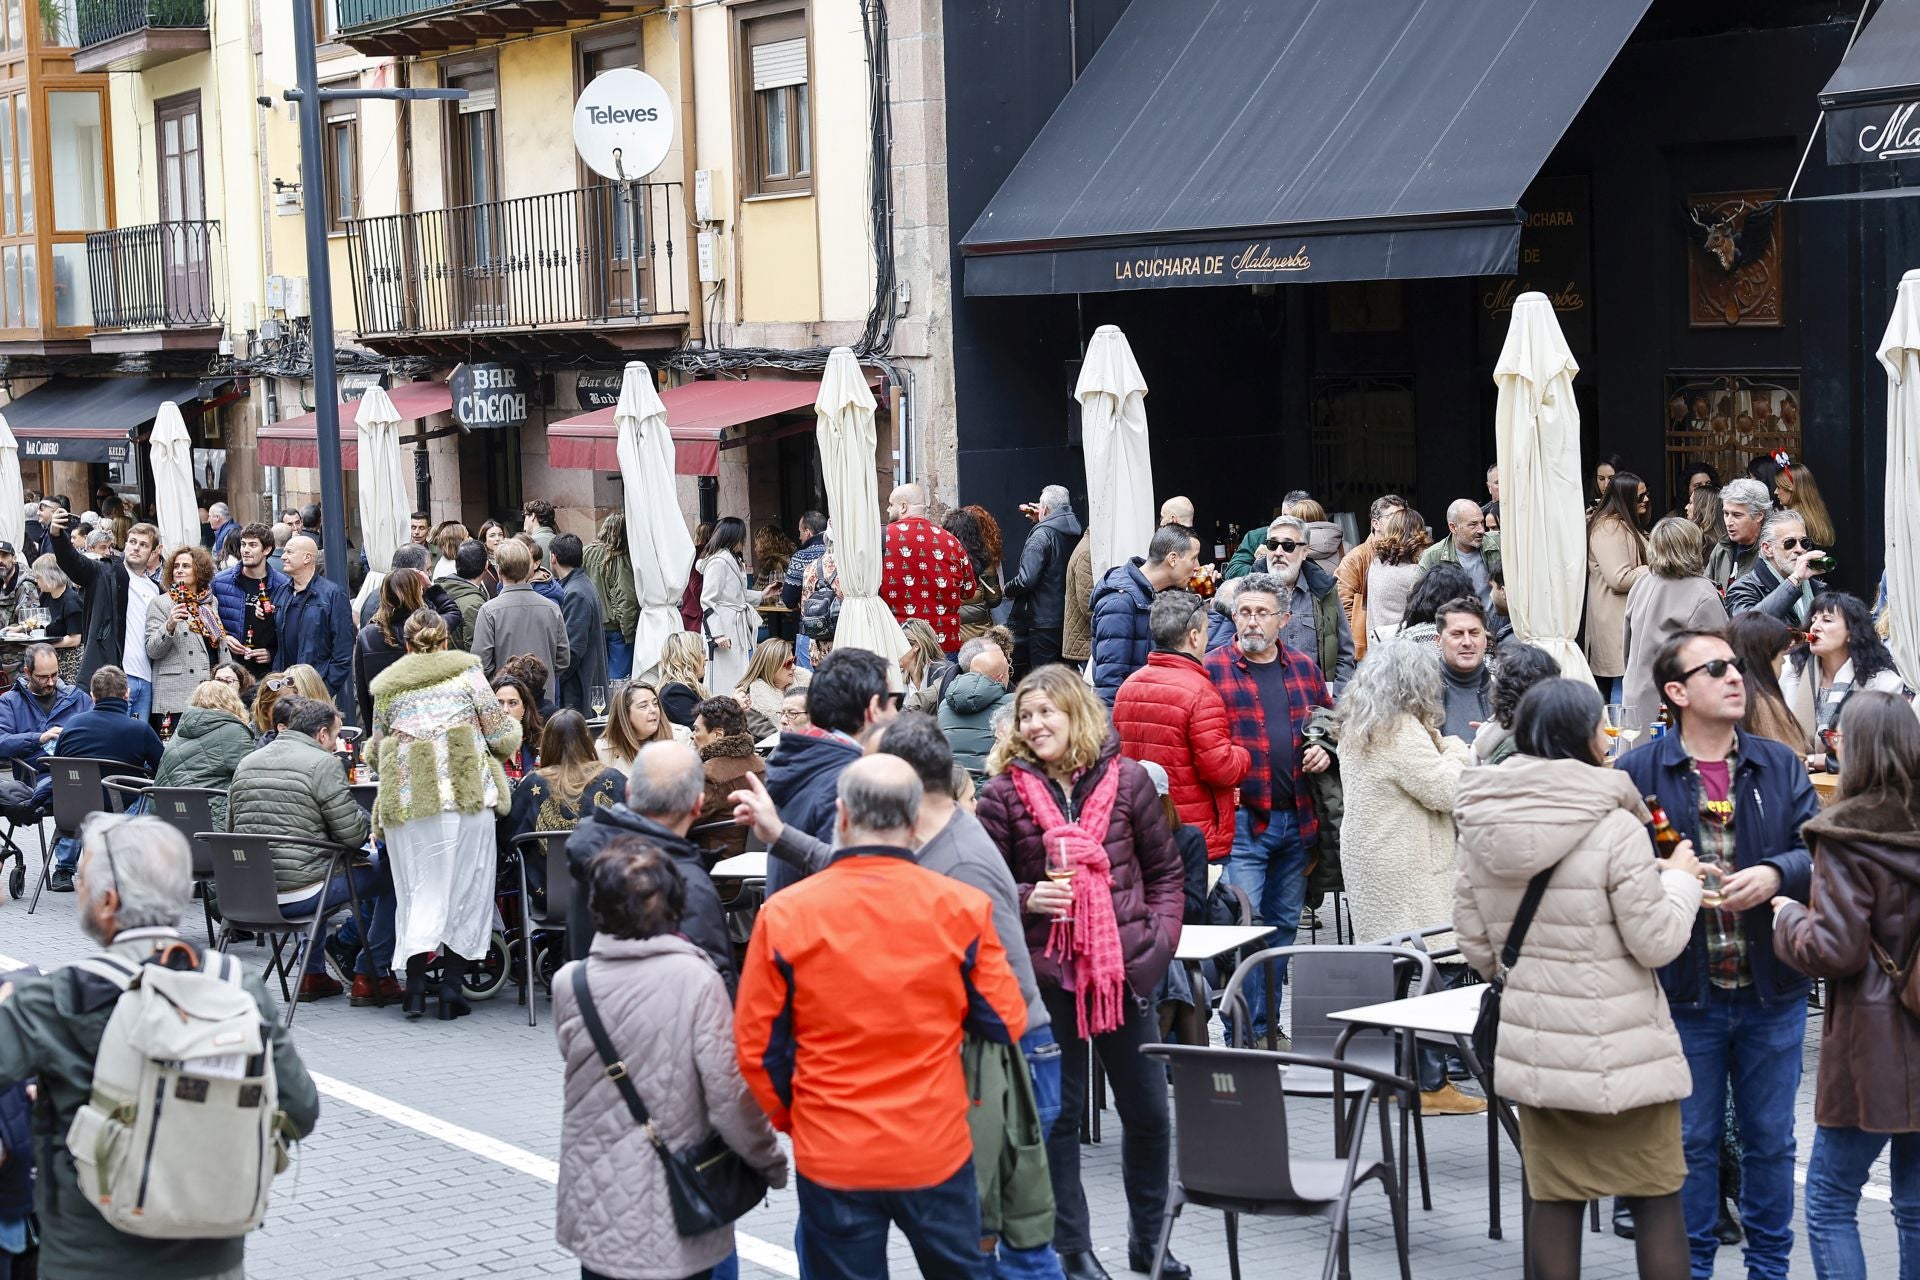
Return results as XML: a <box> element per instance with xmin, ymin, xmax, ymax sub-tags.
<box><xmin>1685</xmin><ymin>189</ymin><xmax>1784</xmax><ymax>328</ymax></box>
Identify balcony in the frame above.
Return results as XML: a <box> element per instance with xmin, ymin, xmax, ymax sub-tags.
<box><xmin>72</xmin><ymin>0</ymin><xmax>209</xmax><ymax>73</ymax></box>
<box><xmin>335</xmin><ymin>0</ymin><xmax>659</xmax><ymax>58</ymax></box>
<box><xmin>85</xmin><ymin>220</ymin><xmax>225</xmax><ymax>353</ymax></box>
<box><xmin>346</xmin><ymin>182</ymin><xmax>688</xmax><ymax>360</ymax></box>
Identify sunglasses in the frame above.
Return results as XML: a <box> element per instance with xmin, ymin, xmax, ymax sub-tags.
<box><xmin>264</xmin><ymin>676</ymin><xmax>296</xmax><ymax>692</ymax></box>
<box><xmin>1777</xmin><ymin>536</ymin><xmax>1815</xmax><ymax>552</ymax></box>
<box><xmin>1680</xmin><ymin>657</ymin><xmax>1745</xmax><ymax>682</ymax></box>
<box><xmin>1264</xmin><ymin>539</ymin><xmax>1303</xmax><ymax>553</ymax></box>
<box><xmin>887</xmin><ymin>691</ymin><xmax>907</xmax><ymax>710</ymax></box>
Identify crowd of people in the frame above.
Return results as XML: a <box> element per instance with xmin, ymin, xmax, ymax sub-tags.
<box><xmin>0</xmin><ymin>454</ymin><xmax>1916</xmax><ymax>1280</ymax></box>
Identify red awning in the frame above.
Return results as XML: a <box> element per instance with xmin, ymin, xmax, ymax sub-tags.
<box><xmin>548</xmin><ymin>378</ymin><xmax>838</xmax><ymax>476</ymax></box>
<box><xmin>257</xmin><ymin>382</ymin><xmax>453</xmax><ymax>470</ymax></box>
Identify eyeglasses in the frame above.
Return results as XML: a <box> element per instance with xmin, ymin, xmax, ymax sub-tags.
<box><xmin>1679</xmin><ymin>657</ymin><xmax>1745</xmax><ymax>682</ymax></box>
<box><xmin>1236</xmin><ymin>607</ymin><xmax>1286</xmax><ymax>622</ymax></box>
<box><xmin>1777</xmin><ymin>536</ymin><xmax>1814</xmax><ymax>552</ymax></box>
<box><xmin>1264</xmin><ymin>539</ymin><xmax>1303</xmax><ymax>553</ymax></box>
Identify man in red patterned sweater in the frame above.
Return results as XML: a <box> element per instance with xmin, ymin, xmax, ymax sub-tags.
<box><xmin>881</xmin><ymin>484</ymin><xmax>976</xmax><ymax>655</ymax></box>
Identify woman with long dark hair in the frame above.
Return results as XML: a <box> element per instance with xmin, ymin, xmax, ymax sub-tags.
<box><xmin>352</xmin><ymin>567</ymin><xmax>427</xmax><ymax>730</ymax></box>
<box><xmin>698</xmin><ymin>516</ymin><xmax>758</xmax><ymax>693</ymax></box>
<box><xmin>1727</xmin><ymin>612</ymin><xmax>1811</xmax><ymax>752</ymax></box>
<box><xmin>1455</xmin><ymin>678</ymin><xmax>1702</xmax><ymax>1280</ymax></box>
<box><xmin>945</xmin><ymin>505</ymin><xmax>1005</xmax><ymax>647</ymax></box>
<box><xmin>1781</xmin><ymin>592</ymin><xmax>1908</xmax><ymax>772</ymax></box>
<box><xmin>975</xmin><ymin>665</ymin><xmax>1186</xmax><ymax>1277</ymax></box>
<box><xmin>502</xmin><ymin>709</ymin><xmax>624</xmax><ymax>892</ymax></box>
<box><xmin>490</xmin><ymin>672</ymin><xmax>543</xmax><ymax>783</ymax></box>
<box><xmin>1773</xmin><ymin>692</ymin><xmax>1920</xmax><ymax>1277</ymax></box>
<box><xmin>1593</xmin><ymin>452</ymin><xmax>1628</xmax><ymax>507</ymax></box>
<box><xmin>1587</xmin><ymin>471</ymin><xmax>1651</xmax><ymax>701</ymax></box>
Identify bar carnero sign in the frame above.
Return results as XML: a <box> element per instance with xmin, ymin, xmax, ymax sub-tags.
<box><xmin>451</xmin><ymin>363</ymin><xmax>528</xmax><ymax>429</ymax></box>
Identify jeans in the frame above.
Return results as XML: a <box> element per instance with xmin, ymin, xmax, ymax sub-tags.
<box><xmin>52</xmin><ymin>832</ymin><xmax>79</xmax><ymax>871</ymax></box>
<box><xmin>796</xmin><ymin>1161</ymin><xmax>986</xmax><ymax>1279</ymax></box>
<box><xmin>328</xmin><ymin>848</ymin><xmax>397</xmax><ymax>976</ymax></box>
<box><xmin>1045</xmin><ymin>985</ymin><xmax>1170</xmax><ymax>1253</ymax></box>
<box><xmin>1806</xmin><ymin>1126</ymin><xmax>1920</xmax><ymax>1279</ymax></box>
<box><xmin>796</xmin><ymin>633</ymin><xmax>813</xmax><ymax>672</ymax></box>
<box><xmin>1027</xmin><ymin>627</ymin><xmax>1063</xmax><ymax>675</ymax></box>
<box><xmin>606</xmin><ymin>629</ymin><xmax>633</xmax><ymax>682</ymax></box>
<box><xmin>1222</xmin><ymin>806</ymin><xmax>1307</xmax><ymax>1042</ymax></box>
<box><xmin>280</xmin><ymin>864</ymin><xmax>381</xmax><ymax>974</ymax></box>
<box><xmin>1671</xmin><ymin>988</ymin><xmax>1807</xmax><ymax>1279</ymax></box>
<box><xmin>1417</xmin><ymin>964</ymin><xmax>1475</xmax><ymax>1091</ymax></box>
<box><xmin>126</xmin><ymin>675</ymin><xmax>152</xmax><ymax>724</ymax></box>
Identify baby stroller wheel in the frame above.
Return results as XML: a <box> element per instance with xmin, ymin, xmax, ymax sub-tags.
<box><xmin>462</xmin><ymin>931</ymin><xmax>513</xmax><ymax>1001</ymax></box>
<box><xmin>533</xmin><ymin>934</ymin><xmax>563</xmax><ymax>993</ymax></box>
<box><xmin>7</xmin><ymin>858</ymin><xmax>22</xmax><ymax>899</ymax></box>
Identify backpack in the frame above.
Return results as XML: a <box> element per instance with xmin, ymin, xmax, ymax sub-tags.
<box><xmin>800</xmin><ymin>563</ymin><xmax>841</xmax><ymax>641</ymax></box>
<box><xmin>65</xmin><ymin>944</ymin><xmax>294</xmax><ymax>1239</ymax></box>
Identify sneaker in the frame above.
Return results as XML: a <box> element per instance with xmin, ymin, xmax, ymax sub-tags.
<box><xmin>323</xmin><ymin>933</ymin><xmax>361</xmax><ymax>983</ymax></box>
<box><xmin>297</xmin><ymin>973</ymin><xmax>345</xmax><ymax>1002</ymax></box>
<box><xmin>1419</xmin><ymin>1081</ymin><xmax>1489</xmax><ymax>1116</ymax></box>
<box><xmin>48</xmin><ymin>867</ymin><xmax>75</xmax><ymax>892</ymax></box>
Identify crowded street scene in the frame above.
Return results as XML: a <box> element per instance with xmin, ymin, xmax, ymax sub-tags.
<box><xmin>6</xmin><ymin>0</ymin><xmax>1920</xmax><ymax>1278</ymax></box>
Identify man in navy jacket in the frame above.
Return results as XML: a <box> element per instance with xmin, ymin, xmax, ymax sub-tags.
<box><xmin>52</xmin><ymin>666</ymin><xmax>163</xmax><ymax>777</ymax></box>
<box><xmin>762</xmin><ymin>647</ymin><xmax>893</xmax><ymax>896</ymax></box>
<box><xmin>275</xmin><ymin>535</ymin><xmax>355</xmax><ymax>721</ymax></box>
<box><xmin>1088</xmin><ymin>523</ymin><xmax>1201</xmax><ymax>705</ymax></box>
<box><xmin>1617</xmin><ymin>627</ymin><xmax>1817</xmax><ymax>1279</ymax></box>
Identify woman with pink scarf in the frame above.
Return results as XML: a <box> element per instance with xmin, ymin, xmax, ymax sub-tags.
<box><xmin>976</xmin><ymin>664</ymin><xmax>1188</xmax><ymax>1280</ymax></box>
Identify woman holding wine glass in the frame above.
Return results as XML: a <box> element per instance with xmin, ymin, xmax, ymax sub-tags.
<box><xmin>975</xmin><ymin>665</ymin><xmax>1188</xmax><ymax>1279</ymax></box>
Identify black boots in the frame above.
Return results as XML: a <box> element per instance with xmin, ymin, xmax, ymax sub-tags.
<box><xmin>437</xmin><ymin>952</ymin><xmax>472</xmax><ymax>1021</ymax></box>
<box><xmin>403</xmin><ymin>955</ymin><xmax>429</xmax><ymax>1020</ymax></box>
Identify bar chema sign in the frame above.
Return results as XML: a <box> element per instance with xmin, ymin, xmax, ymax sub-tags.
<box><xmin>450</xmin><ymin>363</ymin><xmax>528</xmax><ymax>429</ymax></box>
<box><xmin>572</xmin><ymin>69</ymin><xmax>674</xmax><ymax>180</ymax></box>
<box><xmin>1827</xmin><ymin>101</ymin><xmax>1920</xmax><ymax>165</ymax></box>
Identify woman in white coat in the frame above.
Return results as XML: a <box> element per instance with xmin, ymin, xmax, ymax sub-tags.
<box><xmin>1779</xmin><ymin>591</ymin><xmax>1910</xmax><ymax>772</ymax></box>
<box><xmin>697</xmin><ymin>517</ymin><xmax>759</xmax><ymax>694</ymax></box>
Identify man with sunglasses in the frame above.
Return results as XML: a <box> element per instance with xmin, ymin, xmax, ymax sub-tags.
<box><xmin>1724</xmin><ymin>509</ymin><xmax>1828</xmax><ymax>625</ymax></box>
<box><xmin>1617</xmin><ymin>629</ymin><xmax>1817</xmax><ymax>1278</ymax></box>
<box><xmin>1252</xmin><ymin>514</ymin><xmax>1353</xmax><ymax>690</ymax></box>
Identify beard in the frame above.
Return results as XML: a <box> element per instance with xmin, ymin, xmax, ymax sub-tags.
<box><xmin>1238</xmin><ymin>629</ymin><xmax>1275</xmax><ymax>656</ymax></box>
<box><xmin>1271</xmin><ymin>559</ymin><xmax>1303</xmax><ymax>589</ymax></box>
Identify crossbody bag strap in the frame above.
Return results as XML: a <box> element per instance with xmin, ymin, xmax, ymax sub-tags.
<box><xmin>569</xmin><ymin>963</ymin><xmax>664</xmax><ymax>1147</ymax></box>
<box><xmin>1494</xmin><ymin>865</ymin><xmax>1557</xmax><ymax>986</ymax></box>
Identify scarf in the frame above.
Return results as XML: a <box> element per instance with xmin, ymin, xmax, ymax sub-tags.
<box><xmin>1010</xmin><ymin>759</ymin><xmax>1127</xmax><ymax>1038</ymax></box>
<box><xmin>169</xmin><ymin>584</ymin><xmax>223</xmax><ymax>643</ymax></box>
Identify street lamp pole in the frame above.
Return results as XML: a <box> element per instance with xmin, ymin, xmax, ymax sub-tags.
<box><xmin>287</xmin><ymin>0</ymin><xmax>463</xmax><ymax>590</ymax></box>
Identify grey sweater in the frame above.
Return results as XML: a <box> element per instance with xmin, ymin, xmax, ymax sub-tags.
<box><xmin>769</xmin><ymin>807</ymin><xmax>1048</xmax><ymax>1029</ymax></box>
<box><xmin>1441</xmin><ymin>662</ymin><xmax>1493</xmax><ymax>744</ymax></box>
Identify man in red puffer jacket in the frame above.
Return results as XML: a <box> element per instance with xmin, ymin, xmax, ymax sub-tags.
<box><xmin>1114</xmin><ymin>590</ymin><xmax>1249</xmax><ymax>859</ymax></box>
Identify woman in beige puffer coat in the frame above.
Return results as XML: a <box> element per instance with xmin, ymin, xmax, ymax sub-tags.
<box><xmin>1453</xmin><ymin>677</ymin><xmax>1702</xmax><ymax>1279</ymax></box>
<box><xmin>555</xmin><ymin>840</ymin><xmax>786</xmax><ymax>1280</ymax></box>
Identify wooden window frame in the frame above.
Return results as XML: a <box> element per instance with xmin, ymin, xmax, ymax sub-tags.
<box><xmin>153</xmin><ymin>90</ymin><xmax>204</xmax><ymax>223</ymax></box>
<box><xmin>438</xmin><ymin>51</ymin><xmax>499</xmax><ymax>212</ymax></box>
<box><xmin>321</xmin><ymin>103</ymin><xmax>359</xmax><ymax>234</ymax></box>
<box><xmin>736</xmin><ymin>2</ymin><xmax>810</xmax><ymax>198</ymax></box>
<box><xmin>574</xmin><ymin>22</ymin><xmax>645</xmax><ymax>189</ymax></box>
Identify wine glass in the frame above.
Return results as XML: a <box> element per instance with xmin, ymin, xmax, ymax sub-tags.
<box><xmin>1614</xmin><ymin>705</ymin><xmax>1644</xmax><ymax>752</ymax></box>
<box><xmin>1602</xmin><ymin>703</ymin><xmax>1627</xmax><ymax>759</ymax></box>
<box><xmin>1045</xmin><ymin>837</ymin><xmax>1074</xmax><ymax>885</ymax></box>
<box><xmin>589</xmin><ymin>684</ymin><xmax>607</xmax><ymax>718</ymax></box>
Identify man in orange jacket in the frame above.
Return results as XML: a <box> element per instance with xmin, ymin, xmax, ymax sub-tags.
<box><xmin>734</xmin><ymin>753</ymin><xmax>1028</xmax><ymax>1279</ymax></box>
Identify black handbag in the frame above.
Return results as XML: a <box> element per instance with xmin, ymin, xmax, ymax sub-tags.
<box><xmin>1470</xmin><ymin>862</ymin><xmax>1557</xmax><ymax>1095</ymax></box>
<box><xmin>570</xmin><ymin>963</ymin><xmax>769</xmax><ymax>1235</ymax></box>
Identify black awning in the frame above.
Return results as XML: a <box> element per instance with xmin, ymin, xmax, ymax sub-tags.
<box><xmin>3</xmin><ymin>376</ymin><xmax>230</xmax><ymax>463</ymax></box>
<box><xmin>960</xmin><ymin>0</ymin><xmax>1652</xmax><ymax>297</ymax></box>
<box><xmin>1820</xmin><ymin>0</ymin><xmax>1920</xmax><ymax>109</ymax></box>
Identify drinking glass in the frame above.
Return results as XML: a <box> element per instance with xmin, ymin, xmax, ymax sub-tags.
<box><xmin>590</xmin><ymin>684</ymin><xmax>608</xmax><ymax>717</ymax></box>
<box><xmin>1602</xmin><ymin>703</ymin><xmax>1627</xmax><ymax>759</ymax></box>
<box><xmin>1045</xmin><ymin>837</ymin><xmax>1074</xmax><ymax>885</ymax></box>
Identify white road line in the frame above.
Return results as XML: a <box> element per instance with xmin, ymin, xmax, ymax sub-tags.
<box><xmin>308</xmin><ymin>1073</ymin><xmax>800</xmax><ymax>1275</ymax></box>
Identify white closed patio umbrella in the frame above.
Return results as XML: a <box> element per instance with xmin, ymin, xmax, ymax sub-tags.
<box><xmin>352</xmin><ymin>387</ymin><xmax>413</xmax><ymax>611</ymax></box>
<box><xmin>149</xmin><ymin>400</ymin><xmax>198</xmax><ymax>552</ymax></box>
<box><xmin>615</xmin><ymin>361</ymin><xmax>693</xmax><ymax>680</ymax></box>
<box><xmin>814</xmin><ymin>347</ymin><xmax>906</xmax><ymax>664</ymax></box>
<box><xmin>1494</xmin><ymin>291</ymin><xmax>1595</xmax><ymax>687</ymax></box>
<box><xmin>0</xmin><ymin>414</ymin><xmax>23</xmax><ymax>551</ymax></box>
<box><xmin>1076</xmin><ymin>324</ymin><xmax>1156</xmax><ymax>578</ymax></box>
<box><xmin>1878</xmin><ymin>268</ymin><xmax>1920</xmax><ymax>689</ymax></box>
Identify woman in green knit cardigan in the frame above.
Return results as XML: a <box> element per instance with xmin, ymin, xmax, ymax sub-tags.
<box><xmin>369</xmin><ymin>607</ymin><xmax>522</xmax><ymax>1020</ymax></box>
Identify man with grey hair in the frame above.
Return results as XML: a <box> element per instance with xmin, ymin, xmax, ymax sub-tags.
<box><xmin>0</xmin><ymin>643</ymin><xmax>94</xmax><ymax>885</ymax></box>
<box><xmin>1417</xmin><ymin>497</ymin><xmax>1501</xmax><ymax>609</ymax></box>
<box><xmin>1116</xmin><ymin>590</ymin><xmax>1249</xmax><ymax>859</ymax></box>
<box><xmin>0</xmin><ymin>813</ymin><xmax>319</xmax><ymax>1280</ymax></box>
<box><xmin>1003</xmin><ymin>483</ymin><xmax>1083</xmax><ymax>674</ymax></box>
<box><xmin>1707</xmin><ymin>477</ymin><xmax>1772</xmax><ymax>590</ymax></box>
<box><xmin>938</xmin><ymin>633</ymin><xmax>1013</xmax><ymax>779</ymax></box>
<box><xmin>734</xmin><ymin>753</ymin><xmax>1027</xmax><ymax>1280</ymax></box>
<box><xmin>1090</xmin><ymin>522</ymin><xmax>1202</xmax><ymax>704</ymax></box>
<box><xmin>1725</xmin><ymin>508</ymin><xmax>1829</xmax><ymax>625</ymax></box>
<box><xmin>208</xmin><ymin>499</ymin><xmax>237</xmax><ymax>560</ymax></box>
<box><xmin>84</xmin><ymin>527</ymin><xmax>114</xmax><ymax>560</ymax></box>
<box><xmin>1250</xmin><ymin>513</ymin><xmax>1354</xmax><ymax>689</ymax></box>
<box><xmin>1205</xmin><ymin>572</ymin><xmax>1333</xmax><ymax>1042</ymax></box>
<box><xmin>563</xmin><ymin>739</ymin><xmax>732</xmax><ymax>984</ymax></box>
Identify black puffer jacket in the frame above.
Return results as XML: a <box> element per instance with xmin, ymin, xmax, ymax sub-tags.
<box><xmin>564</xmin><ymin>804</ymin><xmax>734</xmax><ymax>990</ymax></box>
<box><xmin>975</xmin><ymin>738</ymin><xmax>1185</xmax><ymax>1000</ymax></box>
<box><xmin>1002</xmin><ymin>508</ymin><xmax>1082</xmax><ymax>630</ymax></box>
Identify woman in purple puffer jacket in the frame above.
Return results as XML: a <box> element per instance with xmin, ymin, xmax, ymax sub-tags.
<box><xmin>976</xmin><ymin>664</ymin><xmax>1188</xmax><ymax>1280</ymax></box>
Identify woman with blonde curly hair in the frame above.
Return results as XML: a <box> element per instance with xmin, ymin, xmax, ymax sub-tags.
<box><xmin>655</xmin><ymin>630</ymin><xmax>710</xmax><ymax>729</ymax></box>
<box><xmin>147</xmin><ymin>544</ymin><xmax>226</xmax><ymax>717</ymax></box>
<box><xmin>1364</xmin><ymin>508</ymin><xmax>1432</xmax><ymax>639</ymax></box>
<box><xmin>975</xmin><ymin>664</ymin><xmax>1187</xmax><ymax>1275</ymax></box>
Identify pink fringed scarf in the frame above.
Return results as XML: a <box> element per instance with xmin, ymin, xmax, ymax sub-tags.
<box><xmin>1011</xmin><ymin>761</ymin><xmax>1127</xmax><ymax>1038</ymax></box>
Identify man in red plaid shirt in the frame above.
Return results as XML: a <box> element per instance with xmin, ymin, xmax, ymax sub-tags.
<box><xmin>880</xmin><ymin>484</ymin><xmax>976</xmax><ymax>654</ymax></box>
<box><xmin>1203</xmin><ymin>571</ymin><xmax>1332</xmax><ymax>1042</ymax></box>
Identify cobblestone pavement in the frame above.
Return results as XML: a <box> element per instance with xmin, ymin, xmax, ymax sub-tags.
<box><xmin>0</xmin><ymin>847</ymin><xmax>1900</xmax><ymax>1279</ymax></box>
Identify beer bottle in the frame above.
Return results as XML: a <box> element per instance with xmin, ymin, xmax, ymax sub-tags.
<box><xmin>1645</xmin><ymin>796</ymin><xmax>1682</xmax><ymax>857</ymax></box>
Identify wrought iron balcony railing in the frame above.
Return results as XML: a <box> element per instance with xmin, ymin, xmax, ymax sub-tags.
<box><xmin>335</xmin><ymin>0</ymin><xmax>443</xmax><ymax>28</ymax></box>
<box><xmin>75</xmin><ymin>0</ymin><xmax>206</xmax><ymax>49</ymax></box>
<box><xmin>85</xmin><ymin>220</ymin><xmax>223</xmax><ymax>331</ymax></box>
<box><xmin>346</xmin><ymin>182</ymin><xmax>684</xmax><ymax>339</ymax></box>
